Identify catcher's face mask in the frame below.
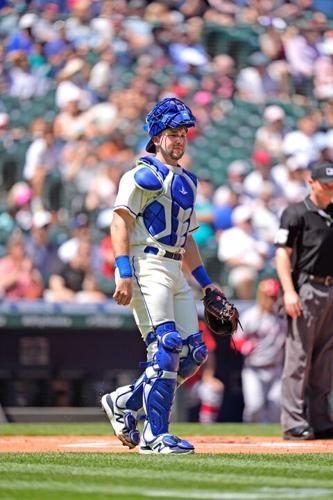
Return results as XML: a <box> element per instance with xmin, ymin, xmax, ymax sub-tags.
<box><xmin>144</xmin><ymin>97</ymin><xmax>196</xmax><ymax>153</ymax></box>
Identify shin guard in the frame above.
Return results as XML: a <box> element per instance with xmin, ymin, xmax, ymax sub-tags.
<box><xmin>142</xmin><ymin>322</ymin><xmax>182</xmax><ymax>444</ymax></box>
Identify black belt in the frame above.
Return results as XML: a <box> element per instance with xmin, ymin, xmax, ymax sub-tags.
<box><xmin>144</xmin><ymin>246</ymin><xmax>182</xmax><ymax>261</ymax></box>
<box><xmin>302</xmin><ymin>273</ymin><xmax>333</xmax><ymax>286</ymax></box>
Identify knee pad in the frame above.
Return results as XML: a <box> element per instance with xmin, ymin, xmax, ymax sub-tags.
<box><xmin>177</xmin><ymin>332</ymin><xmax>208</xmax><ymax>384</ymax></box>
<box><xmin>154</xmin><ymin>321</ymin><xmax>183</xmax><ymax>373</ymax></box>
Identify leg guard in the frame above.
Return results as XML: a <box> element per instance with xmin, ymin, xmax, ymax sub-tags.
<box><xmin>142</xmin><ymin>321</ymin><xmax>182</xmax><ymax>444</ymax></box>
<box><xmin>177</xmin><ymin>332</ymin><xmax>208</xmax><ymax>385</ymax></box>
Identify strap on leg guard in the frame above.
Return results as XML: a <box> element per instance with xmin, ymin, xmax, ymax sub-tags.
<box><xmin>177</xmin><ymin>331</ymin><xmax>208</xmax><ymax>385</ymax></box>
<box><xmin>142</xmin><ymin>322</ymin><xmax>182</xmax><ymax>443</ymax></box>
<box><xmin>125</xmin><ymin>372</ymin><xmax>145</xmax><ymax>412</ymax></box>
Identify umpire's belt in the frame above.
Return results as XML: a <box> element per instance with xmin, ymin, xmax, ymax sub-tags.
<box><xmin>144</xmin><ymin>246</ymin><xmax>182</xmax><ymax>261</ymax></box>
<box><xmin>301</xmin><ymin>272</ymin><xmax>333</xmax><ymax>286</ymax></box>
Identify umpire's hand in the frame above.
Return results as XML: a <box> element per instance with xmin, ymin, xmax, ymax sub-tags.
<box><xmin>113</xmin><ymin>278</ymin><xmax>133</xmax><ymax>306</ymax></box>
<box><xmin>283</xmin><ymin>290</ymin><xmax>302</xmax><ymax>318</ymax></box>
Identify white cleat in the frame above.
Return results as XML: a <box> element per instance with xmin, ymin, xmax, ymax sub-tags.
<box><xmin>101</xmin><ymin>392</ymin><xmax>140</xmax><ymax>449</ymax></box>
<box><xmin>139</xmin><ymin>434</ymin><xmax>195</xmax><ymax>454</ymax></box>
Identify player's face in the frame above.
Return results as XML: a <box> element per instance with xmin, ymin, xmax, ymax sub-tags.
<box><xmin>156</xmin><ymin>126</ymin><xmax>188</xmax><ymax>164</ymax></box>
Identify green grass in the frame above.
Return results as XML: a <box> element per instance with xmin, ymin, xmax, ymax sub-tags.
<box><xmin>0</xmin><ymin>452</ymin><xmax>332</xmax><ymax>500</ymax></box>
<box><xmin>0</xmin><ymin>423</ymin><xmax>332</xmax><ymax>500</ymax></box>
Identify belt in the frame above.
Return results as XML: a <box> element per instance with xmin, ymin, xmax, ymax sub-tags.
<box><xmin>304</xmin><ymin>274</ymin><xmax>333</xmax><ymax>286</ymax></box>
<box><xmin>144</xmin><ymin>246</ymin><xmax>182</xmax><ymax>261</ymax></box>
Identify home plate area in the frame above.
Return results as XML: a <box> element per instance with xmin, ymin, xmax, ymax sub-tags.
<box><xmin>1</xmin><ymin>436</ymin><xmax>333</xmax><ymax>454</ymax></box>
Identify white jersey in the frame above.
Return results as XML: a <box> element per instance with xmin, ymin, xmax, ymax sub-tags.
<box><xmin>237</xmin><ymin>304</ymin><xmax>287</xmax><ymax>368</ymax></box>
<box><xmin>113</xmin><ymin>156</ymin><xmax>199</xmax><ymax>254</ymax></box>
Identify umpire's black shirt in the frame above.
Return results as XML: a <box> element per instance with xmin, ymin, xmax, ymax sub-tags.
<box><xmin>275</xmin><ymin>196</ymin><xmax>333</xmax><ymax>276</ymax></box>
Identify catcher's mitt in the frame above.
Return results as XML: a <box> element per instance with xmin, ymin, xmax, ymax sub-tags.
<box><xmin>202</xmin><ymin>287</ymin><xmax>240</xmax><ymax>336</ymax></box>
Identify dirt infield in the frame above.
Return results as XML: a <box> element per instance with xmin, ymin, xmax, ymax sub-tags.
<box><xmin>1</xmin><ymin>435</ymin><xmax>333</xmax><ymax>454</ymax></box>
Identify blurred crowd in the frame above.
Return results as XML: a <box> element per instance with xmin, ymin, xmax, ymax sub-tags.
<box><xmin>1</xmin><ymin>0</ymin><xmax>333</xmax><ymax>301</ymax></box>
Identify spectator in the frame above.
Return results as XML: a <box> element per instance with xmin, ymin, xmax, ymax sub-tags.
<box><xmin>88</xmin><ymin>50</ymin><xmax>114</xmax><ymax>98</ymax></box>
<box><xmin>313</xmin><ymin>33</ymin><xmax>333</xmax><ymax>100</ymax></box>
<box><xmin>217</xmin><ymin>204</ymin><xmax>269</xmax><ymax>299</ymax></box>
<box><xmin>25</xmin><ymin>211</ymin><xmax>62</xmax><ymax>286</ymax></box>
<box><xmin>98</xmin><ymin>229</ymin><xmax>115</xmax><ymax>281</ymax></box>
<box><xmin>243</xmin><ymin>149</ymin><xmax>283</xmax><ymax>200</ymax></box>
<box><xmin>280</xmin><ymin>154</ymin><xmax>311</xmax><ymax>203</ymax></box>
<box><xmin>57</xmin><ymin>212</ymin><xmax>91</xmax><ymax>263</ymax></box>
<box><xmin>85</xmin><ymin>160</ymin><xmax>121</xmax><ymax>215</ymax></box>
<box><xmin>211</xmin><ymin>54</ymin><xmax>235</xmax><ymax>100</ymax></box>
<box><xmin>226</xmin><ymin>160</ymin><xmax>250</xmax><ymax>197</ymax></box>
<box><xmin>43</xmin><ymin>38</ymin><xmax>70</xmax><ymax>78</ymax></box>
<box><xmin>75</xmin><ymin>273</ymin><xmax>108</xmax><ymax>304</ymax></box>
<box><xmin>192</xmin><ymin>177</ymin><xmax>215</xmax><ymax>248</ymax></box>
<box><xmin>233</xmin><ymin>278</ymin><xmax>287</xmax><ymax>422</ymax></box>
<box><xmin>250</xmin><ymin>181</ymin><xmax>280</xmax><ymax>248</ymax></box>
<box><xmin>53</xmin><ymin>83</ymin><xmax>90</xmax><ymax>141</ymax></box>
<box><xmin>236</xmin><ymin>51</ymin><xmax>288</xmax><ymax>104</ymax></box>
<box><xmin>0</xmin><ymin>231</ymin><xmax>43</xmax><ymax>300</ymax></box>
<box><xmin>33</xmin><ymin>3</ymin><xmax>63</xmax><ymax>43</ymax></box>
<box><xmin>7</xmin><ymin>181</ymin><xmax>33</xmax><ymax>232</ymax></box>
<box><xmin>64</xmin><ymin>1</ymin><xmax>96</xmax><ymax>51</ymax></box>
<box><xmin>255</xmin><ymin>105</ymin><xmax>287</xmax><ymax>161</ymax></box>
<box><xmin>62</xmin><ymin>145</ymin><xmax>102</xmax><ymax>211</ymax></box>
<box><xmin>6</xmin><ymin>49</ymin><xmax>49</xmax><ymax>99</ymax></box>
<box><xmin>5</xmin><ymin>12</ymin><xmax>36</xmax><ymax>56</ymax></box>
<box><xmin>284</xmin><ymin>19</ymin><xmax>324</xmax><ymax>97</ymax></box>
<box><xmin>282</xmin><ymin>113</ymin><xmax>320</xmax><ymax>162</ymax></box>
<box><xmin>46</xmin><ymin>238</ymin><xmax>105</xmax><ymax>302</ymax></box>
<box><xmin>23</xmin><ymin>122</ymin><xmax>61</xmax><ymax>200</ymax></box>
<box><xmin>0</xmin><ymin>112</ymin><xmax>13</xmax><ymax>147</ymax></box>
<box><xmin>258</xmin><ymin>16</ymin><xmax>286</xmax><ymax>61</ymax></box>
<box><xmin>56</xmin><ymin>57</ymin><xmax>94</xmax><ymax>108</ymax></box>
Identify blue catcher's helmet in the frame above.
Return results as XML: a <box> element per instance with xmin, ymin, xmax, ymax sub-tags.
<box><xmin>144</xmin><ymin>97</ymin><xmax>196</xmax><ymax>153</ymax></box>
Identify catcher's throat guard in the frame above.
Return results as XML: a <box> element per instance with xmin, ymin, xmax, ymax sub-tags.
<box><xmin>203</xmin><ymin>287</ymin><xmax>241</xmax><ymax>336</ymax></box>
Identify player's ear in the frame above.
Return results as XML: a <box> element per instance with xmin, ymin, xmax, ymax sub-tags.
<box><xmin>152</xmin><ymin>135</ymin><xmax>160</xmax><ymax>149</ymax></box>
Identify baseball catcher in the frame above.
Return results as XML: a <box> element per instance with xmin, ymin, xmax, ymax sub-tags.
<box><xmin>203</xmin><ymin>287</ymin><xmax>240</xmax><ymax>336</ymax></box>
<box><xmin>101</xmin><ymin>97</ymin><xmax>228</xmax><ymax>455</ymax></box>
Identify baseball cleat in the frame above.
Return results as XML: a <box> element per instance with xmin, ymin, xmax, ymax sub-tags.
<box><xmin>139</xmin><ymin>434</ymin><xmax>195</xmax><ymax>454</ymax></box>
<box><xmin>101</xmin><ymin>392</ymin><xmax>140</xmax><ymax>449</ymax></box>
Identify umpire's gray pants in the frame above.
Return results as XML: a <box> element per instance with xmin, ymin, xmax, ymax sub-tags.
<box><xmin>281</xmin><ymin>281</ymin><xmax>333</xmax><ymax>432</ymax></box>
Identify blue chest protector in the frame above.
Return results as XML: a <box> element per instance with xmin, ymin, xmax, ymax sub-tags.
<box><xmin>135</xmin><ymin>156</ymin><xmax>197</xmax><ymax>248</ymax></box>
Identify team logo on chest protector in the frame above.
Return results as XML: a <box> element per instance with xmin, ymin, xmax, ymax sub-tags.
<box><xmin>142</xmin><ymin>172</ymin><xmax>195</xmax><ymax>247</ymax></box>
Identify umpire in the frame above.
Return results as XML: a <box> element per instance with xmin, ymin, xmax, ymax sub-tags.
<box><xmin>275</xmin><ymin>162</ymin><xmax>333</xmax><ymax>440</ymax></box>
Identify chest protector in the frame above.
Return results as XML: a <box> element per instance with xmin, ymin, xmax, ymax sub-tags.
<box><xmin>134</xmin><ymin>156</ymin><xmax>197</xmax><ymax>248</ymax></box>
